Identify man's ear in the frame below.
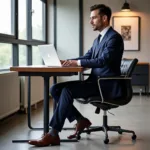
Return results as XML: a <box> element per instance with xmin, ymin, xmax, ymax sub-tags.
<box><xmin>103</xmin><ymin>15</ymin><xmax>107</xmax><ymax>22</ymax></box>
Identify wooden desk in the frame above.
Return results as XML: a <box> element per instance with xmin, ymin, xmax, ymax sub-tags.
<box><xmin>10</xmin><ymin>65</ymin><xmax>84</xmax><ymax>134</ymax></box>
<box><xmin>10</xmin><ymin>65</ymin><xmax>84</xmax><ymax>72</ymax></box>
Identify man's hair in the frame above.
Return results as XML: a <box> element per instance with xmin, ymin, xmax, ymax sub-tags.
<box><xmin>90</xmin><ymin>4</ymin><xmax>112</xmax><ymax>22</ymax></box>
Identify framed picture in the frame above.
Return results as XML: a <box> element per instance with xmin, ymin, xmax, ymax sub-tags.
<box><xmin>112</xmin><ymin>16</ymin><xmax>140</xmax><ymax>51</ymax></box>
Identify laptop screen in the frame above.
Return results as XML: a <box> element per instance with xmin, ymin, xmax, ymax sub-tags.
<box><xmin>38</xmin><ymin>44</ymin><xmax>62</xmax><ymax>67</ymax></box>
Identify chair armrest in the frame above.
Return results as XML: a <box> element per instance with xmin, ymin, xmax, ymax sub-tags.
<box><xmin>80</xmin><ymin>69</ymin><xmax>91</xmax><ymax>81</ymax></box>
<box><xmin>97</xmin><ymin>77</ymin><xmax>132</xmax><ymax>103</ymax></box>
<box><xmin>80</xmin><ymin>68</ymin><xmax>90</xmax><ymax>81</ymax></box>
<box><xmin>82</xmin><ymin>73</ymin><xmax>90</xmax><ymax>76</ymax></box>
<box><xmin>98</xmin><ymin>77</ymin><xmax>132</xmax><ymax>80</ymax></box>
<box><xmin>80</xmin><ymin>73</ymin><xmax>90</xmax><ymax>81</ymax></box>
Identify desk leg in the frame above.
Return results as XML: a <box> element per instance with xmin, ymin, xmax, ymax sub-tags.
<box><xmin>27</xmin><ymin>76</ymin><xmax>75</xmax><ymax>131</ymax></box>
<box><xmin>27</xmin><ymin>76</ymin><xmax>32</xmax><ymax>129</ymax></box>
<box><xmin>43</xmin><ymin>76</ymin><xmax>50</xmax><ymax>133</ymax></box>
<box><xmin>27</xmin><ymin>77</ymin><xmax>44</xmax><ymax>130</ymax></box>
<box><xmin>27</xmin><ymin>76</ymin><xmax>50</xmax><ymax>132</ymax></box>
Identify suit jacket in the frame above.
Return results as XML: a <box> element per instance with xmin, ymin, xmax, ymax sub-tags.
<box><xmin>73</xmin><ymin>27</ymin><xmax>124</xmax><ymax>100</ymax></box>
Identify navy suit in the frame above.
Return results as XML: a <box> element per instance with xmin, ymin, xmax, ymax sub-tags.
<box><xmin>49</xmin><ymin>27</ymin><xmax>124</xmax><ymax>131</ymax></box>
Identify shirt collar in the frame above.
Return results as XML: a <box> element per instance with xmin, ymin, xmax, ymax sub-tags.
<box><xmin>99</xmin><ymin>26</ymin><xmax>110</xmax><ymax>39</ymax></box>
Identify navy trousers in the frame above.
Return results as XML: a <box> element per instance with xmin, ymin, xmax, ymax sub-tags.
<box><xmin>49</xmin><ymin>79</ymin><xmax>100</xmax><ymax>132</ymax></box>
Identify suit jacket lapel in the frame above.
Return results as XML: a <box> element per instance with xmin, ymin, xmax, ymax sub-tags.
<box><xmin>94</xmin><ymin>34</ymin><xmax>107</xmax><ymax>58</ymax></box>
<box><xmin>92</xmin><ymin>35</ymin><xmax>101</xmax><ymax>58</ymax></box>
<box><xmin>94</xmin><ymin>27</ymin><xmax>112</xmax><ymax>58</ymax></box>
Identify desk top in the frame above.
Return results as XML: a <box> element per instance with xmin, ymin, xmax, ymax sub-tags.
<box><xmin>137</xmin><ymin>62</ymin><xmax>149</xmax><ymax>65</ymax></box>
<box><xmin>10</xmin><ymin>65</ymin><xmax>84</xmax><ymax>73</ymax></box>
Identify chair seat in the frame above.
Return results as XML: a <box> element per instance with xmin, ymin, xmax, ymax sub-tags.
<box><xmin>75</xmin><ymin>95</ymin><xmax>130</xmax><ymax>110</ymax></box>
<box><xmin>91</xmin><ymin>101</ymin><xmax>118</xmax><ymax>110</ymax></box>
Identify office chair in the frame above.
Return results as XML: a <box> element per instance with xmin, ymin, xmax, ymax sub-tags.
<box><xmin>75</xmin><ymin>58</ymin><xmax>138</xmax><ymax>144</ymax></box>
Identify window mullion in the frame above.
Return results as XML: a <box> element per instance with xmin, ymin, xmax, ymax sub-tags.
<box><xmin>42</xmin><ymin>2</ymin><xmax>46</xmax><ymax>41</ymax></box>
<box><xmin>27</xmin><ymin>45</ymin><xmax>32</xmax><ymax>65</ymax></box>
<box><xmin>14</xmin><ymin>0</ymin><xmax>18</xmax><ymax>39</ymax></box>
<box><xmin>27</xmin><ymin>0</ymin><xmax>32</xmax><ymax>41</ymax></box>
<box><xmin>12</xmin><ymin>44</ymin><xmax>19</xmax><ymax>66</ymax></box>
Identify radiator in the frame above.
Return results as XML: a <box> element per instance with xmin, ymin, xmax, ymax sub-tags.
<box><xmin>20</xmin><ymin>76</ymin><xmax>45</xmax><ymax>111</ymax></box>
<box><xmin>0</xmin><ymin>71</ymin><xmax>20</xmax><ymax>120</ymax></box>
<box><xmin>0</xmin><ymin>72</ymin><xmax>52</xmax><ymax>119</ymax></box>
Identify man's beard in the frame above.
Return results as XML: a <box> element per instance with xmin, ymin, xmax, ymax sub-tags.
<box><xmin>92</xmin><ymin>25</ymin><xmax>97</xmax><ymax>31</ymax></box>
<box><xmin>92</xmin><ymin>24</ymin><xmax>103</xmax><ymax>31</ymax></box>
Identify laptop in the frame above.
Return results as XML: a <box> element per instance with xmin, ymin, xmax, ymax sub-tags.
<box><xmin>38</xmin><ymin>44</ymin><xmax>62</xmax><ymax>67</ymax></box>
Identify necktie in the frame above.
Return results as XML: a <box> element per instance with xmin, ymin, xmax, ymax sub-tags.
<box><xmin>93</xmin><ymin>34</ymin><xmax>102</xmax><ymax>58</ymax></box>
<box><xmin>98</xmin><ymin>34</ymin><xmax>102</xmax><ymax>44</ymax></box>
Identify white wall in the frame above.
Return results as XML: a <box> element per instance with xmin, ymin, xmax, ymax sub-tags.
<box><xmin>57</xmin><ymin>0</ymin><xmax>79</xmax><ymax>82</ymax></box>
<box><xmin>48</xmin><ymin>0</ymin><xmax>54</xmax><ymax>44</ymax></box>
<box><xmin>48</xmin><ymin>0</ymin><xmax>80</xmax><ymax>82</ymax></box>
<box><xmin>57</xmin><ymin>0</ymin><xmax>79</xmax><ymax>60</ymax></box>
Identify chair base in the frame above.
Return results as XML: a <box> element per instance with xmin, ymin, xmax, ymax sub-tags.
<box><xmin>76</xmin><ymin>115</ymin><xmax>136</xmax><ymax>144</ymax></box>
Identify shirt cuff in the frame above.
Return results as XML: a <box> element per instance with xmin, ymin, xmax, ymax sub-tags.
<box><xmin>77</xmin><ymin>60</ymin><xmax>81</xmax><ymax>66</ymax></box>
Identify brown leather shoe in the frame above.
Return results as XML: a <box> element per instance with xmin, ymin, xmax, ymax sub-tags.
<box><xmin>28</xmin><ymin>133</ymin><xmax>60</xmax><ymax>147</ymax></box>
<box><xmin>67</xmin><ymin>118</ymin><xmax>92</xmax><ymax>139</ymax></box>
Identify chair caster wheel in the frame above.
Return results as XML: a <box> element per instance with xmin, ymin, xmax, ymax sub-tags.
<box><xmin>118</xmin><ymin>131</ymin><xmax>122</xmax><ymax>134</ymax></box>
<box><xmin>132</xmin><ymin>134</ymin><xmax>137</xmax><ymax>140</ymax></box>
<box><xmin>77</xmin><ymin>135</ymin><xmax>81</xmax><ymax>140</ymax></box>
<box><xmin>104</xmin><ymin>139</ymin><xmax>109</xmax><ymax>144</ymax></box>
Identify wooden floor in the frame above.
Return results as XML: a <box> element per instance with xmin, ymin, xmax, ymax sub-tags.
<box><xmin>0</xmin><ymin>95</ymin><xmax>150</xmax><ymax>150</ymax></box>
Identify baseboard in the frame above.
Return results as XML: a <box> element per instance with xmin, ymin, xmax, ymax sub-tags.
<box><xmin>133</xmin><ymin>92</ymin><xmax>150</xmax><ymax>96</ymax></box>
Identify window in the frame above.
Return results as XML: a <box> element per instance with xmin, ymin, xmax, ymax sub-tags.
<box><xmin>32</xmin><ymin>46</ymin><xmax>43</xmax><ymax>65</ymax></box>
<box><xmin>0</xmin><ymin>0</ymin><xmax>47</xmax><ymax>70</ymax></box>
<box><xmin>0</xmin><ymin>43</ymin><xmax>12</xmax><ymax>69</ymax></box>
<box><xmin>18</xmin><ymin>0</ymin><xmax>27</xmax><ymax>39</ymax></box>
<box><xmin>32</xmin><ymin>0</ymin><xmax>46</xmax><ymax>41</ymax></box>
<box><xmin>19</xmin><ymin>45</ymin><xmax>27</xmax><ymax>65</ymax></box>
<box><xmin>0</xmin><ymin>0</ymin><xmax>15</xmax><ymax>35</ymax></box>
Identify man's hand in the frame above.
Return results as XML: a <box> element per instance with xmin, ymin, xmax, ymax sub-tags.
<box><xmin>60</xmin><ymin>60</ymin><xmax>78</xmax><ymax>67</ymax></box>
<box><xmin>60</xmin><ymin>60</ymin><xmax>66</xmax><ymax>64</ymax></box>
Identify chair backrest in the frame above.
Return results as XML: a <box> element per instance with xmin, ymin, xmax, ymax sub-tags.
<box><xmin>76</xmin><ymin>58</ymin><xmax>139</xmax><ymax>108</ymax></box>
<box><xmin>121</xmin><ymin>58</ymin><xmax>138</xmax><ymax>77</ymax></box>
<box><xmin>92</xmin><ymin>58</ymin><xmax>138</xmax><ymax>107</ymax></box>
<box><xmin>119</xmin><ymin>58</ymin><xmax>138</xmax><ymax>105</ymax></box>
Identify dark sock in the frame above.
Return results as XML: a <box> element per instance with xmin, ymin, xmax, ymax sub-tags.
<box><xmin>49</xmin><ymin>128</ymin><xmax>58</xmax><ymax>137</ymax></box>
<box><xmin>76</xmin><ymin>116</ymin><xmax>85</xmax><ymax>123</ymax></box>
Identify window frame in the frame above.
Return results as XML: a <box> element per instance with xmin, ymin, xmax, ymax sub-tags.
<box><xmin>0</xmin><ymin>0</ymin><xmax>47</xmax><ymax>71</ymax></box>
<box><xmin>31</xmin><ymin>0</ymin><xmax>46</xmax><ymax>42</ymax></box>
<box><xmin>0</xmin><ymin>0</ymin><xmax>16</xmax><ymax>38</ymax></box>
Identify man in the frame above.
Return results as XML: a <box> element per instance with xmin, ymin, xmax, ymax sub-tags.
<box><xmin>28</xmin><ymin>4</ymin><xmax>124</xmax><ymax>146</ymax></box>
